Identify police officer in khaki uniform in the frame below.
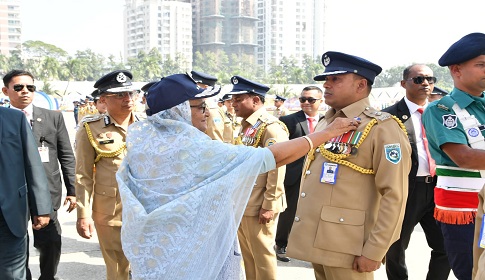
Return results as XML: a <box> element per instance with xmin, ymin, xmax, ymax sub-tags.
<box><xmin>75</xmin><ymin>70</ymin><xmax>139</xmax><ymax>280</ymax></box>
<box><xmin>231</xmin><ymin>75</ymin><xmax>289</xmax><ymax>280</ymax></box>
<box><xmin>273</xmin><ymin>95</ymin><xmax>289</xmax><ymax>118</ymax></box>
<box><xmin>77</xmin><ymin>99</ymin><xmax>87</xmax><ymax>121</ymax></box>
<box><xmin>223</xmin><ymin>94</ymin><xmax>242</xmax><ymax>143</ymax></box>
<box><xmin>286</xmin><ymin>52</ymin><xmax>411</xmax><ymax>280</ymax></box>
<box><xmin>191</xmin><ymin>71</ymin><xmax>234</xmax><ymax>143</ymax></box>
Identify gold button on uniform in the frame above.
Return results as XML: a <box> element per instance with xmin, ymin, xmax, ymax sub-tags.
<box><xmin>294</xmin><ymin>217</ymin><xmax>300</xmax><ymax>222</ymax></box>
<box><xmin>301</xmin><ymin>192</ymin><xmax>306</xmax><ymax>198</ymax></box>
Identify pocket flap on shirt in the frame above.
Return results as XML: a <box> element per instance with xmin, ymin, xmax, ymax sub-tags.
<box><xmin>94</xmin><ymin>185</ymin><xmax>117</xmax><ymax>198</ymax></box>
<box><xmin>320</xmin><ymin>205</ymin><xmax>365</xmax><ymax>226</ymax></box>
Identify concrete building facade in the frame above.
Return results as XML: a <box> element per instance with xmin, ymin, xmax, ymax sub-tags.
<box><xmin>124</xmin><ymin>0</ymin><xmax>193</xmax><ymax>69</ymax></box>
<box><xmin>192</xmin><ymin>0</ymin><xmax>258</xmax><ymax>62</ymax></box>
<box><xmin>0</xmin><ymin>0</ymin><xmax>21</xmax><ymax>56</ymax></box>
<box><xmin>255</xmin><ymin>0</ymin><xmax>324</xmax><ymax>71</ymax></box>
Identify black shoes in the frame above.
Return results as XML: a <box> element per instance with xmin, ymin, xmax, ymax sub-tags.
<box><xmin>275</xmin><ymin>245</ymin><xmax>291</xmax><ymax>262</ymax></box>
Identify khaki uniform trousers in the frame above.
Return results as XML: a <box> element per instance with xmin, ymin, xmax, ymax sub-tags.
<box><xmin>312</xmin><ymin>263</ymin><xmax>374</xmax><ymax>280</ymax></box>
<box><xmin>95</xmin><ymin>224</ymin><xmax>129</xmax><ymax>280</ymax></box>
<box><xmin>237</xmin><ymin>214</ymin><xmax>279</xmax><ymax>280</ymax></box>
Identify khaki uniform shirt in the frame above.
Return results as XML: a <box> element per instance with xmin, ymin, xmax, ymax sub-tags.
<box><xmin>206</xmin><ymin>107</ymin><xmax>226</xmax><ymax>142</ymax></box>
<box><xmin>238</xmin><ymin>107</ymin><xmax>289</xmax><ymax>216</ymax></box>
<box><xmin>75</xmin><ymin>113</ymin><xmax>138</xmax><ymax>226</ymax></box>
<box><xmin>206</xmin><ymin>107</ymin><xmax>237</xmax><ymax>143</ymax></box>
<box><xmin>287</xmin><ymin>97</ymin><xmax>411</xmax><ymax>268</ymax></box>
<box><xmin>273</xmin><ymin>106</ymin><xmax>289</xmax><ymax>118</ymax></box>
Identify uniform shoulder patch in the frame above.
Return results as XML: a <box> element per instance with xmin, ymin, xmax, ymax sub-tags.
<box><xmin>265</xmin><ymin>138</ymin><xmax>277</xmax><ymax>147</ymax></box>
<box><xmin>442</xmin><ymin>114</ymin><xmax>458</xmax><ymax>129</ymax></box>
<box><xmin>384</xmin><ymin>143</ymin><xmax>402</xmax><ymax>164</ymax></box>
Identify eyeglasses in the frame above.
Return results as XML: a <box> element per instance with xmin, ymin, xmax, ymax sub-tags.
<box><xmin>406</xmin><ymin>76</ymin><xmax>437</xmax><ymax>84</ymax></box>
<box><xmin>104</xmin><ymin>91</ymin><xmax>138</xmax><ymax>99</ymax></box>
<box><xmin>13</xmin><ymin>84</ymin><xmax>36</xmax><ymax>92</ymax></box>
<box><xmin>190</xmin><ymin>102</ymin><xmax>208</xmax><ymax>114</ymax></box>
<box><xmin>299</xmin><ymin>97</ymin><xmax>321</xmax><ymax>104</ymax></box>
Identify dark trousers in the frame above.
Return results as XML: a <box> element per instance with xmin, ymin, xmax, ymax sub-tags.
<box><xmin>275</xmin><ymin>181</ymin><xmax>300</xmax><ymax>248</ymax></box>
<box><xmin>26</xmin><ymin>212</ymin><xmax>61</xmax><ymax>280</ymax></box>
<box><xmin>0</xmin><ymin>208</ymin><xmax>28</xmax><ymax>280</ymax></box>
<box><xmin>386</xmin><ymin>181</ymin><xmax>450</xmax><ymax>280</ymax></box>
<box><xmin>438</xmin><ymin>221</ymin><xmax>475</xmax><ymax>280</ymax></box>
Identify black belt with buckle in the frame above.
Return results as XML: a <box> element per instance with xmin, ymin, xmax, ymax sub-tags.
<box><xmin>416</xmin><ymin>176</ymin><xmax>435</xmax><ymax>184</ymax></box>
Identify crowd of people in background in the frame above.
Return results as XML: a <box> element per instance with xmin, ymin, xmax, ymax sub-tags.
<box><xmin>1</xmin><ymin>32</ymin><xmax>485</xmax><ymax>280</ymax></box>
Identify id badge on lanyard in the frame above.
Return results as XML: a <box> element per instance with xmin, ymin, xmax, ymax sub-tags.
<box><xmin>38</xmin><ymin>138</ymin><xmax>49</xmax><ymax>163</ymax></box>
<box><xmin>320</xmin><ymin>162</ymin><xmax>338</xmax><ymax>184</ymax></box>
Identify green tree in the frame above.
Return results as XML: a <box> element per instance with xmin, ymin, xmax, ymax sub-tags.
<box><xmin>374</xmin><ymin>65</ymin><xmax>406</xmax><ymax>87</ymax></box>
<box><xmin>302</xmin><ymin>54</ymin><xmax>324</xmax><ymax>84</ymax></box>
<box><xmin>193</xmin><ymin>50</ymin><xmax>229</xmax><ymax>82</ymax></box>
<box><xmin>127</xmin><ymin>49</ymin><xmax>163</xmax><ymax>81</ymax></box>
<box><xmin>73</xmin><ymin>49</ymin><xmax>106</xmax><ymax>81</ymax></box>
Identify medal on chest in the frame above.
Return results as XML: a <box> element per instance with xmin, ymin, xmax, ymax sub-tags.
<box><xmin>241</xmin><ymin>120</ymin><xmax>264</xmax><ymax>146</ymax></box>
<box><xmin>323</xmin><ymin>130</ymin><xmax>362</xmax><ymax>155</ymax></box>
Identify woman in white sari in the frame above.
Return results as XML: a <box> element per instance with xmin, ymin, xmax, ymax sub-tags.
<box><xmin>116</xmin><ymin>73</ymin><xmax>358</xmax><ymax>280</ymax></box>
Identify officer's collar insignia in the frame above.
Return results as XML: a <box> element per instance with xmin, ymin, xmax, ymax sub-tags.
<box><xmin>402</xmin><ymin>115</ymin><xmax>408</xmax><ymax>120</ymax></box>
<box><xmin>323</xmin><ymin>54</ymin><xmax>330</xmax><ymax>66</ymax></box>
<box><xmin>437</xmin><ymin>104</ymin><xmax>449</xmax><ymax>111</ymax></box>
<box><xmin>384</xmin><ymin>143</ymin><xmax>402</xmax><ymax>164</ymax></box>
<box><xmin>104</xmin><ymin>115</ymin><xmax>111</xmax><ymax>126</ymax></box>
<box><xmin>442</xmin><ymin>114</ymin><xmax>457</xmax><ymax>129</ymax></box>
<box><xmin>232</xmin><ymin>77</ymin><xmax>239</xmax><ymax>84</ymax></box>
<box><xmin>116</xmin><ymin>72</ymin><xmax>127</xmax><ymax>83</ymax></box>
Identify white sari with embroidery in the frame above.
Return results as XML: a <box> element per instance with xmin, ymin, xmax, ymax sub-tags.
<box><xmin>116</xmin><ymin>101</ymin><xmax>275</xmax><ymax>280</ymax></box>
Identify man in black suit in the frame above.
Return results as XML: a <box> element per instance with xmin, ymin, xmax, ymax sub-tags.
<box><xmin>275</xmin><ymin>85</ymin><xmax>323</xmax><ymax>262</ymax></box>
<box><xmin>0</xmin><ymin>107</ymin><xmax>52</xmax><ymax>279</ymax></box>
<box><xmin>2</xmin><ymin>70</ymin><xmax>77</xmax><ymax>280</ymax></box>
<box><xmin>383</xmin><ymin>64</ymin><xmax>450</xmax><ymax>280</ymax></box>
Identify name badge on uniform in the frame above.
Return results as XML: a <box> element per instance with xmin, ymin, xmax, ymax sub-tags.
<box><xmin>99</xmin><ymin>139</ymin><xmax>115</xmax><ymax>145</ymax></box>
<box><xmin>320</xmin><ymin>162</ymin><xmax>338</xmax><ymax>184</ymax></box>
<box><xmin>38</xmin><ymin>146</ymin><xmax>49</xmax><ymax>163</ymax></box>
<box><xmin>479</xmin><ymin>214</ymin><xmax>485</xmax><ymax>248</ymax></box>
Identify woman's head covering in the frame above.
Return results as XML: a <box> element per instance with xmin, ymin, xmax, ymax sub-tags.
<box><xmin>116</xmin><ymin>74</ymin><xmax>276</xmax><ymax>279</ymax></box>
<box><xmin>146</xmin><ymin>73</ymin><xmax>220</xmax><ymax>116</ymax></box>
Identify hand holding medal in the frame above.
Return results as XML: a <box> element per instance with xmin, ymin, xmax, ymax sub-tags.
<box><xmin>324</xmin><ymin>117</ymin><xmax>361</xmax><ymax>155</ymax></box>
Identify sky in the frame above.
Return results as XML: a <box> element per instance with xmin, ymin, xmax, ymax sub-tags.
<box><xmin>21</xmin><ymin>0</ymin><xmax>485</xmax><ymax>71</ymax></box>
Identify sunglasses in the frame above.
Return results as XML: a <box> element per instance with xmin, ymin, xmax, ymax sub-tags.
<box><xmin>299</xmin><ymin>97</ymin><xmax>321</xmax><ymax>104</ymax></box>
<box><xmin>406</xmin><ymin>76</ymin><xmax>437</xmax><ymax>84</ymax></box>
<box><xmin>13</xmin><ymin>84</ymin><xmax>36</xmax><ymax>92</ymax></box>
<box><xmin>190</xmin><ymin>102</ymin><xmax>208</xmax><ymax>114</ymax></box>
<box><xmin>104</xmin><ymin>91</ymin><xmax>137</xmax><ymax>99</ymax></box>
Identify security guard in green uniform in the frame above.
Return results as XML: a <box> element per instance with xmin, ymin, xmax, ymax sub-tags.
<box><xmin>75</xmin><ymin>70</ymin><xmax>139</xmax><ymax>280</ymax></box>
<box><xmin>231</xmin><ymin>75</ymin><xmax>289</xmax><ymax>280</ymax></box>
<box><xmin>286</xmin><ymin>51</ymin><xmax>411</xmax><ymax>280</ymax></box>
<box><xmin>419</xmin><ymin>32</ymin><xmax>485</xmax><ymax>280</ymax></box>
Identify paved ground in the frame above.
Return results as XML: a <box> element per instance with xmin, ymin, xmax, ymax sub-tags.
<box><xmin>27</xmin><ymin>112</ymin><xmax>458</xmax><ymax>279</ymax></box>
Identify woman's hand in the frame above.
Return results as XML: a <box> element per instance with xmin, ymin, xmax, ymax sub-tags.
<box><xmin>321</xmin><ymin>117</ymin><xmax>360</xmax><ymax>139</ymax></box>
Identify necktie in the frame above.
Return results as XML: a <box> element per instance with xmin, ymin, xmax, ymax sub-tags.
<box><xmin>307</xmin><ymin>118</ymin><xmax>315</xmax><ymax>134</ymax></box>
<box><xmin>21</xmin><ymin>109</ymin><xmax>32</xmax><ymax>127</ymax></box>
<box><xmin>417</xmin><ymin>108</ymin><xmax>436</xmax><ymax>176</ymax></box>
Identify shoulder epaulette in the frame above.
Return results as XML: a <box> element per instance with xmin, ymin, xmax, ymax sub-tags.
<box><xmin>259</xmin><ymin>116</ymin><xmax>289</xmax><ymax>134</ymax></box>
<box><xmin>363</xmin><ymin>108</ymin><xmax>407</xmax><ymax>134</ymax></box>
<box><xmin>363</xmin><ymin>108</ymin><xmax>392</xmax><ymax>122</ymax></box>
<box><xmin>79</xmin><ymin>114</ymin><xmax>102</xmax><ymax>125</ymax></box>
<box><xmin>436</xmin><ymin>95</ymin><xmax>455</xmax><ymax>112</ymax></box>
